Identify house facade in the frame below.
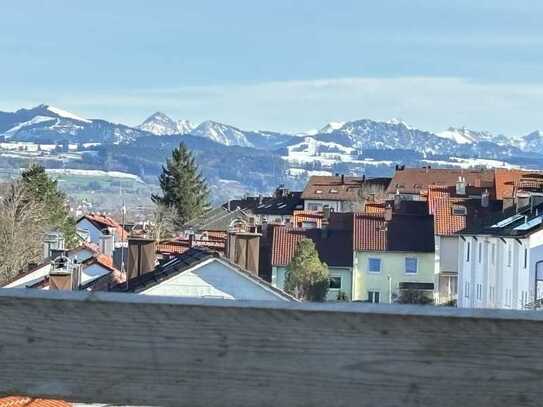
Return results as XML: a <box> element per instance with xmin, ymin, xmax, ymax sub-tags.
<box><xmin>115</xmin><ymin>247</ymin><xmax>294</xmax><ymax>302</ymax></box>
<box><xmin>352</xmin><ymin>207</ymin><xmax>435</xmax><ymax>303</ymax></box>
<box><xmin>76</xmin><ymin>213</ymin><xmax>127</xmax><ymax>247</ymax></box>
<box><xmin>458</xmin><ymin>206</ymin><xmax>543</xmax><ymax>310</ymax></box>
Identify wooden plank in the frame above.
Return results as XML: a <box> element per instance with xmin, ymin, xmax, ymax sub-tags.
<box><xmin>1</xmin><ymin>290</ymin><xmax>543</xmax><ymax>407</ymax></box>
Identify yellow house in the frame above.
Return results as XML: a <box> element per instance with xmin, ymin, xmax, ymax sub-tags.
<box><xmin>352</xmin><ymin>210</ymin><xmax>435</xmax><ymax>303</ymax></box>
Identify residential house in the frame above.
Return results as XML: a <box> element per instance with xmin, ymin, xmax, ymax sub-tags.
<box><xmin>270</xmin><ymin>213</ymin><xmax>354</xmax><ymax>300</ymax></box>
<box><xmin>3</xmin><ymin>244</ymin><xmax>123</xmax><ymax>291</ymax></box>
<box><xmin>352</xmin><ymin>202</ymin><xmax>435</xmax><ymax>303</ymax></box>
<box><xmin>112</xmin><ymin>247</ymin><xmax>295</xmax><ymax>302</ymax></box>
<box><xmin>302</xmin><ymin>175</ymin><xmax>390</xmax><ymax>212</ymax></box>
<box><xmin>457</xmin><ymin>202</ymin><xmax>543</xmax><ymax>310</ymax></box>
<box><xmin>428</xmin><ymin>183</ymin><xmax>503</xmax><ymax>304</ymax></box>
<box><xmin>183</xmin><ymin>206</ymin><xmax>251</xmax><ymax>237</ymax></box>
<box><xmin>224</xmin><ymin>186</ymin><xmax>304</xmax><ymax>225</ymax></box>
<box><xmin>76</xmin><ymin>213</ymin><xmax>128</xmax><ymax>247</ymax></box>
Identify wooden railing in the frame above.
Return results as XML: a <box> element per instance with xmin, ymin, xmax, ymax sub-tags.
<box><xmin>1</xmin><ymin>289</ymin><xmax>543</xmax><ymax>406</ymax></box>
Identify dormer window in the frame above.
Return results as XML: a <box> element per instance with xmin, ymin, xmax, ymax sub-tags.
<box><xmin>452</xmin><ymin>205</ymin><xmax>467</xmax><ymax>216</ymax></box>
<box><xmin>315</xmin><ymin>189</ymin><xmax>323</xmax><ymax>194</ymax></box>
<box><xmin>329</xmin><ymin>188</ymin><xmax>338</xmax><ymax>194</ymax></box>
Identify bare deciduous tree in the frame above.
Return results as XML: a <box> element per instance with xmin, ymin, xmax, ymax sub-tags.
<box><xmin>0</xmin><ymin>181</ymin><xmax>48</xmax><ymax>285</ymax></box>
<box><xmin>149</xmin><ymin>203</ymin><xmax>178</xmax><ymax>242</ymax></box>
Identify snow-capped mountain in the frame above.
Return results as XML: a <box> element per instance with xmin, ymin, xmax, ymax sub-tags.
<box><xmin>0</xmin><ymin>104</ymin><xmax>150</xmax><ymax>143</ymax></box>
<box><xmin>319</xmin><ymin>121</ymin><xmax>345</xmax><ymax>134</ymax></box>
<box><xmin>517</xmin><ymin>130</ymin><xmax>543</xmax><ymax>152</ymax></box>
<box><xmin>437</xmin><ymin>127</ymin><xmax>510</xmax><ymax>146</ymax></box>
<box><xmin>191</xmin><ymin>121</ymin><xmax>253</xmax><ymax>147</ymax></box>
<box><xmin>137</xmin><ymin>112</ymin><xmax>193</xmax><ymax>135</ymax></box>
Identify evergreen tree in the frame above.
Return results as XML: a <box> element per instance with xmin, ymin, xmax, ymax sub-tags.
<box><xmin>285</xmin><ymin>238</ymin><xmax>329</xmax><ymax>302</ymax></box>
<box><xmin>21</xmin><ymin>164</ymin><xmax>78</xmax><ymax>248</ymax></box>
<box><xmin>152</xmin><ymin>143</ymin><xmax>210</xmax><ymax>227</ymax></box>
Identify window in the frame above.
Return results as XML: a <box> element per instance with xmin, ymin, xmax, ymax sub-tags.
<box><xmin>329</xmin><ymin>188</ymin><xmax>338</xmax><ymax>194</ymax></box>
<box><xmin>308</xmin><ymin>203</ymin><xmax>321</xmax><ymax>211</ymax></box>
<box><xmin>489</xmin><ymin>286</ymin><xmax>495</xmax><ymax>302</ymax></box>
<box><xmin>329</xmin><ymin>277</ymin><xmax>341</xmax><ymax>290</ymax></box>
<box><xmin>491</xmin><ymin>243</ymin><xmax>496</xmax><ymax>265</ymax></box>
<box><xmin>521</xmin><ymin>291</ymin><xmax>528</xmax><ymax>307</ymax></box>
<box><xmin>452</xmin><ymin>205</ymin><xmax>467</xmax><ymax>216</ymax></box>
<box><xmin>507</xmin><ymin>243</ymin><xmax>512</xmax><ymax>267</ymax></box>
<box><xmin>405</xmin><ymin>257</ymin><xmax>418</xmax><ymax>274</ymax></box>
<box><xmin>315</xmin><ymin>189</ymin><xmax>323</xmax><ymax>194</ymax></box>
<box><xmin>464</xmin><ymin>282</ymin><xmax>470</xmax><ymax>298</ymax></box>
<box><xmin>476</xmin><ymin>284</ymin><xmax>482</xmax><ymax>301</ymax></box>
<box><xmin>368</xmin><ymin>258</ymin><xmax>382</xmax><ymax>273</ymax></box>
<box><xmin>368</xmin><ymin>291</ymin><xmax>380</xmax><ymax>303</ymax></box>
<box><xmin>478</xmin><ymin>242</ymin><xmax>483</xmax><ymax>263</ymax></box>
<box><xmin>466</xmin><ymin>241</ymin><xmax>471</xmax><ymax>262</ymax></box>
<box><xmin>524</xmin><ymin>248</ymin><xmax>528</xmax><ymax>269</ymax></box>
<box><xmin>505</xmin><ymin>288</ymin><xmax>512</xmax><ymax>306</ymax></box>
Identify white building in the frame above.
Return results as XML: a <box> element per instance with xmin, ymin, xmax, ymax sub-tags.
<box><xmin>120</xmin><ymin>247</ymin><xmax>296</xmax><ymax>302</ymax></box>
<box><xmin>458</xmin><ymin>209</ymin><xmax>543</xmax><ymax>310</ymax></box>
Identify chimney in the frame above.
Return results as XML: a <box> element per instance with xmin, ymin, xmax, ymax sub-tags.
<box><xmin>456</xmin><ymin>176</ymin><xmax>466</xmax><ymax>195</ymax></box>
<box><xmin>384</xmin><ymin>204</ymin><xmax>393</xmax><ymax>222</ymax></box>
<box><xmin>49</xmin><ymin>256</ymin><xmax>80</xmax><ymax>291</ymax></box>
<box><xmin>99</xmin><ymin>234</ymin><xmax>114</xmax><ymax>257</ymax></box>
<box><xmin>341</xmin><ymin>174</ymin><xmax>345</xmax><ymax>184</ymax></box>
<box><xmin>126</xmin><ymin>238</ymin><xmax>157</xmax><ymax>281</ymax></box>
<box><xmin>227</xmin><ymin>232</ymin><xmax>261</xmax><ymax>276</ymax></box>
<box><xmin>481</xmin><ymin>189</ymin><xmax>489</xmax><ymax>208</ymax></box>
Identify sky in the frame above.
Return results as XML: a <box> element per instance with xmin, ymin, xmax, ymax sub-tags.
<box><xmin>1</xmin><ymin>0</ymin><xmax>542</xmax><ymax>136</ymax></box>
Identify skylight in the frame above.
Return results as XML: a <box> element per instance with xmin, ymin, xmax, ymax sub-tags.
<box><xmin>490</xmin><ymin>214</ymin><xmax>524</xmax><ymax>228</ymax></box>
<box><xmin>514</xmin><ymin>215</ymin><xmax>543</xmax><ymax>231</ymax></box>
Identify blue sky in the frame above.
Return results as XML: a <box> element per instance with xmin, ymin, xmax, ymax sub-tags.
<box><xmin>1</xmin><ymin>0</ymin><xmax>542</xmax><ymax>135</ymax></box>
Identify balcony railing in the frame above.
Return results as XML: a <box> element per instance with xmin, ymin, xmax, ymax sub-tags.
<box><xmin>1</xmin><ymin>289</ymin><xmax>542</xmax><ymax>406</ymax></box>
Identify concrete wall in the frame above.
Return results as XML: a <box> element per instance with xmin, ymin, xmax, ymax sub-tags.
<box><xmin>353</xmin><ymin>251</ymin><xmax>435</xmax><ymax>303</ymax></box>
<box><xmin>143</xmin><ymin>259</ymin><xmax>288</xmax><ymax>301</ymax></box>
<box><xmin>271</xmin><ymin>266</ymin><xmax>353</xmax><ymax>301</ymax></box>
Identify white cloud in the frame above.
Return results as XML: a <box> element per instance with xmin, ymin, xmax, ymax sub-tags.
<box><xmin>3</xmin><ymin>76</ymin><xmax>543</xmax><ymax>137</ymax></box>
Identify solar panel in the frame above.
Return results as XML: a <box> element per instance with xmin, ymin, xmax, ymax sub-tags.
<box><xmin>490</xmin><ymin>214</ymin><xmax>524</xmax><ymax>228</ymax></box>
<box><xmin>514</xmin><ymin>215</ymin><xmax>543</xmax><ymax>231</ymax></box>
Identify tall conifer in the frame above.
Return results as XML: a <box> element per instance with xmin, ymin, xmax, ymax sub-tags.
<box><xmin>152</xmin><ymin>143</ymin><xmax>210</xmax><ymax>226</ymax></box>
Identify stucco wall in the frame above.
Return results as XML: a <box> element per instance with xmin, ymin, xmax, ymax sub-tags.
<box><xmin>143</xmin><ymin>259</ymin><xmax>287</xmax><ymax>301</ymax></box>
<box><xmin>353</xmin><ymin>251</ymin><xmax>435</xmax><ymax>303</ymax></box>
<box><xmin>76</xmin><ymin>218</ymin><xmax>102</xmax><ymax>244</ymax></box>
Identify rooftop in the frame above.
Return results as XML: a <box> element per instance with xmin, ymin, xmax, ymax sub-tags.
<box><xmin>302</xmin><ymin>175</ymin><xmax>389</xmax><ymax>201</ymax></box>
<box><xmin>386</xmin><ymin>167</ymin><xmax>495</xmax><ymax>195</ymax></box>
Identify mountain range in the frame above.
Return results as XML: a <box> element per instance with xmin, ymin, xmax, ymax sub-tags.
<box><xmin>1</xmin><ymin>104</ymin><xmax>543</xmax><ymax>201</ymax></box>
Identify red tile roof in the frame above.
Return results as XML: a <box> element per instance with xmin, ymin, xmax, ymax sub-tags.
<box><xmin>386</xmin><ymin>168</ymin><xmax>495</xmax><ymax>195</ymax></box>
<box><xmin>0</xmin><ymin>397</ymin><xmax>71</xmax><ymax>407</ymax></box>
<box><xmin>427</xmin><ymin>187</ymin><xmax>467</xmax><ymax>236</ymax></box>
<box><xmin>353</xmin><ymin>213</ymin><xmax>387</xmax><ymax>251</ymax></box>
<box><xmin>271</xmin><ymin>227</ymin><xmax>307</xmax><ymax>266</ymax></box>
<box><xmin>301</xmin><ymin>176</ymin><xmax>365</xmax><ymax>201</ymax></box>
